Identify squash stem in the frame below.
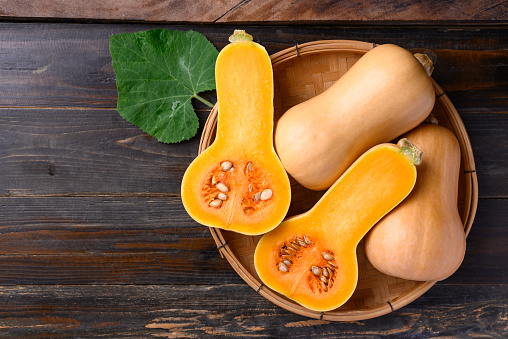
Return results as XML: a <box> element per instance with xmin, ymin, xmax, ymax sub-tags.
<box><xmin>414</xmin><ymin>53</ymin><xmax>434</xmax><ymax>77</ymax></box>
<box><xmin>193</xmin><ymin>94</ymin><xmax>214</xmax><ymax>108</ymax></box>
<box><xmin>397</xmin><ymin>138</ymin><xmax>423</xmax><ymax>166</ymax></box>
<box><xmin>229</xmin><ymin>30</ymin><xmax>253</xmax><ymax>43</ymax></box>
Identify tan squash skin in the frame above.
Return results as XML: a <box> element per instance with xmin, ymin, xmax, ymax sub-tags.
<box><xmin>365</xmin><ymin>124</ymin><xmax>466</xmax><ymax>281</ymax></box>
<box><xmin>254</xmin><ymin>140</ymin><xmax>420</xmax><ymax>312</ymax></box>
<box><xmin>274</xmin><ymin>44</ymin><xmax>435</xmax><ymax>191</ymax></box>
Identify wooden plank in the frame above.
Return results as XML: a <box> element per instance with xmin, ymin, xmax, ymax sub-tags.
<box><xmin>0</xmin><ymin>284</ymin><xmax>506</xmax><ymax>337</ymax></box>
<box><xmin>1</xmin><ymin>108</ymin><xmax>506</xmax><ymax>198</ymax></box>
<box><xmin>0</xmin><ymin>108</ymin><xmax>209</xmax><ymax>196</ymax></box>
<box><xmin>0</xmin><ymin>0</ymin><xmax>506</xmax><ymax>23</ymax></box>
<box><xmin>0</xmin><ymin>197</ymin><xmax>505</xmax><ymax>284</ymax></box>
<box><xmin>0</xmin><ymin>23</ymin><xmax>506</xmax><ymax>113</ymax></box>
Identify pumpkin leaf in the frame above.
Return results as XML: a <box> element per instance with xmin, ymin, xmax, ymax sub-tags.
<box><xmin>110</xmin><ymin>29</ymin><xmax>218</xmax><ymax>143</ymax></box>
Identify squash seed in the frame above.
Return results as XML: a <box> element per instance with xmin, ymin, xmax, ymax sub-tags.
<box><xmin>328</xmin><ymin>261</ymin><xmax>337</xmax><ymax>268</ymax></box>
<box><xmin>279</xmin><ymin>262</ymin><xmax>288</xmax><ymax>272</ymax></box>
<box><xmin>283</xmin><ymin>259</ymin><xmax>291</xmax><ymax>266</ymax></box>
<box><xmin>321</xmin><ymin>281</ymin><xmax>328</xmax><ymax>291</ymax></box>
<box><xmin>216</xmin><ymin>182</ymin><xmax>229</xmax><ymax>193</ymax></box>
<box><xmin>254</xmin><ymin>192</ymin><xmax>261</xmax><ymax>202</ymax></box>
<box><xmin>304</xmin><ymin>236</ymin><xmax>311</xmax><ymax>245</ymax></box>
<box><xmin>247</xmin><ymin>162</ymin><xmax>253</xmax><ymax>172</ymax></box>
<box><xmin>322</xmin><ymin>252</ymin><xmax>334</xmax><ymax>261</ymax></box>
<box><xmin>298</xmin><ymin>240</ymin><xmax>307</xmax><ymax>247</ymax></box>
<box><xmin>322</xmin><ymin>268</ymin><xmax>329</xmax><ymax>278</ymax></box>
<box><xmin>221</xmin><ymin>161</ymin><xmax>233</xmax><ymax>171</ymax></box>
<box><xmin>260</xmin><ymin>189</ymin><xmax>272</xmax><ymax>201</ymax></box>
<box><xmin>228</xmin><ymin>167</ymin><xmax>235</xmax><ymax>172</ymax></box>
<box><xmin>217</xmin><ymin>193</ymin><xmax>228</xmax><ymax>201</ymax></box>
<box><xmin>320</xmin><ymin>276</ymin><xmax>328</xmax><ymax>283</ymax></box>
<box><xmin>311</xmin><ymin>266</ymin><xmax>320</xmax><ymax>276</ymax></box>
<box><xmin>209</xmin><ymin>199</ymin><xmax>222</xmax><ymax>208</ymax></box>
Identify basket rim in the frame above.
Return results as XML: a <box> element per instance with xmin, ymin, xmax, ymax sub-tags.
<box><xmin>200</xmin><ymin>39</ymin><xmax>478</xmax><ymax>321</ymax></box>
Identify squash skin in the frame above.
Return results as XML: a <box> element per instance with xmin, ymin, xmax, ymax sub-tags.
<box><xmin>274</xmin><ymin>44</ymin><xmax>435</xmax><ymax>191</ymax></box>
<box><xmin>365</xmin><ymin>124</ymin><xmax>466</xmax><ymax>281</ymax></box>
<box><xmin>181</xmin><ymin>31</ymin><xmax>291</xmax><ymax>235</ymax></box>
<box><xmin>254</xmin><ymin>141</ymin><xmax>419</xmax><ymax>311</ymax></box>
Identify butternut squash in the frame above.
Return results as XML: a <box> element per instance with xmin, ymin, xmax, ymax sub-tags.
<box><xmin>274</xmin><ymin>44</ymin><xmax>435</xmax><ymax>190</ymax></box>
<box><xmin>365</xmin><ymin>124</ymin><xmax>466</xmax><ymax>281</ymax></box>
<box><xmin>181</xmin><ymin>30</ymin><xmax>291</xmax><ymax>235</ymax></box>
<box><xmin>254</xmin><ymin>139</ymin><xmax>421</xmax><ymax>311</ymax></box>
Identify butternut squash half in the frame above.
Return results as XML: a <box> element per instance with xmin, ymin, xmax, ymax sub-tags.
<box><xmin>254</xmin><ymin>139</ymin><xmax>421</xmax><ymax>311</ymax></box>
<box><xmin>181</xmin><ymin>30</ymin><xmax>291</xmax><ymax>235</ymax></box>
<box><xmin>365</xmin><ymin>124</ymin><xmax>466</xmax><ymax>281</ymax></box>
<box><xmin>274</xmin><ymin>44</ymin><xmax>435</xmax><ymax>191</ymax></box>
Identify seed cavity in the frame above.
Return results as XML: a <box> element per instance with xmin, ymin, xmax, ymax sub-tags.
<box><xmin>217</xmin><ymin>193</ymin><xmax>228</xmax><ymax>201</ymax></box>
<box><xmin>322</xmin><ymin>252</ymin><xmax>334</xmax><ymax>261</ymax></box>
<box><xmin>260</xmin><ymin>189</ymin><xmax>272</xmax><ymax>201</ymax></box>
<box><xmin>209</xmin><ymin>199</ymin><xmax>222</xmax><ymax>208</ymax></box>
<box><xmin>216</xmin><ymin>182</ymin><xmax>229</xmax><ymax>193</ymax></box>
<box><xmin>221</xmin><ymin>161</ymin><xmax>233</xmax><ymax>171</ymax></box>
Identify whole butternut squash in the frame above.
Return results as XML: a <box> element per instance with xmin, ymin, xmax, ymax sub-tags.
<box><xmin>365</xmin><ymin>124</ymin><xmax>466</xmax><ymax>281</ymax></box>
<box><xmin>254</xmin><ymin>138</ymin><xmax>421</xmax><ymax>311</ymax></box>
<box><xmin>274</xmin><ymin>44</ymin><xmax>435</xmax><ymax>190</ymax></box>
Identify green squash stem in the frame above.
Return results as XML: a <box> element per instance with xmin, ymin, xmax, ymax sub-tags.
<box><xmin>229</xmin><ymin>30</ymin><xmax>253</xmax><ymax>43</ymax></box>
<box><xmin>397</xmin><ymin>138</ymin><xmax>423</xmax><ymax>166</ymax></box>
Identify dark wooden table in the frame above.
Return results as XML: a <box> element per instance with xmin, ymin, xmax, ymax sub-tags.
<box><xmin>0</xmin><ymin>1</ymin><xmax>507</xmax><ymax>337</ymax></box>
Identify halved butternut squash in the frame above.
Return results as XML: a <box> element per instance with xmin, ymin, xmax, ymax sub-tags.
<box><xmin>254</xmin><ymin>139</ymin><xmax>421</xmax><ymax>311</ymax></box>
<box><xmin>181</xmin><ymin>30</ymin><xmax>291</xmax><ymax>235</ymax></box>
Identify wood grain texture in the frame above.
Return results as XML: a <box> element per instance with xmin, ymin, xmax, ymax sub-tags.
<box><xmin>0</xmin><ymin>284</ymin><xmax>506</xmax><ymax>338</ymax></box>
<box><xmin>0</xmin><ymin>0</ymin><xmax>506</xmax><ymax>23</ymax></box>
<box><xmin>0</xmin><ymin>21</ymin><xmax>506</xmax><ymax>334</ymax></box>
<box><xmin>0</xmin><ymin>23</ymin><xmax>506</xmax><ymax>111</ymax></box>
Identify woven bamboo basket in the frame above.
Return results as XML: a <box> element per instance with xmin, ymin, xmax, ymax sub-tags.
<box><xmin>199</xmin><ymin>40</ymin><xmax>478</xmax><ymax>321</ymax></box>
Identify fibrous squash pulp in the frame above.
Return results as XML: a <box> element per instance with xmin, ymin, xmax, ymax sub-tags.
<box><xmin>181</xmin><ymin>30</ymin><xmax>291</xmax><ymax>235</ymax></box>
<box><xmin>254</xmin><ymin>139</ymin><xmax>422</xmax><ymax>311</ymax></box>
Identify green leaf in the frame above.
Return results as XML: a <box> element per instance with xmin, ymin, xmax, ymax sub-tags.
<box><xmin>110</xmin><ymin>29</ymin><xmax>218</xmax><ymax>143</ymax></box>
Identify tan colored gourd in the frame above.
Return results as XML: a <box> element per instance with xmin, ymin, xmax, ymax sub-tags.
<box><xmin>181</xmin><ymin>30</ymin><xmax>291</xmax><ymax>235</ymax></box>
<box><xmin>274</xmin><ymin>44</ymin><xmax>435</xmax><ymax>190</ymax></box>
<box><xmin>254</xmin><ymin>139</ymin><xmax>421</xmax><ymax>311</ymax></box>
<box><xmin>365</xmin><ymin>124</ymin><xmax>466</xmax><ymax>281</ymax></box>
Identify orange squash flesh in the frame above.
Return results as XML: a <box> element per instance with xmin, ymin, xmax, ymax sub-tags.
<box><xmin>365</xmin><ymin>124</ymin><xmax>466</xmax><ymax>281</ymax></box>
<box><xmin>254</xmin><ymin>140</ymin><xmax>420</xmax><ymax>311</ymax></box>
<box><xmin>181</xmin><ymin>31</ymin><xmax>291</xmax><ymax>235</ymax></box>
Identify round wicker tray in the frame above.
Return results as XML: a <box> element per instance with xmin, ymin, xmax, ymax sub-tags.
<box><xmin>199</xmin><ymin>40</ymin><xmax>478</xmax><ymax>321</ymax></box>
